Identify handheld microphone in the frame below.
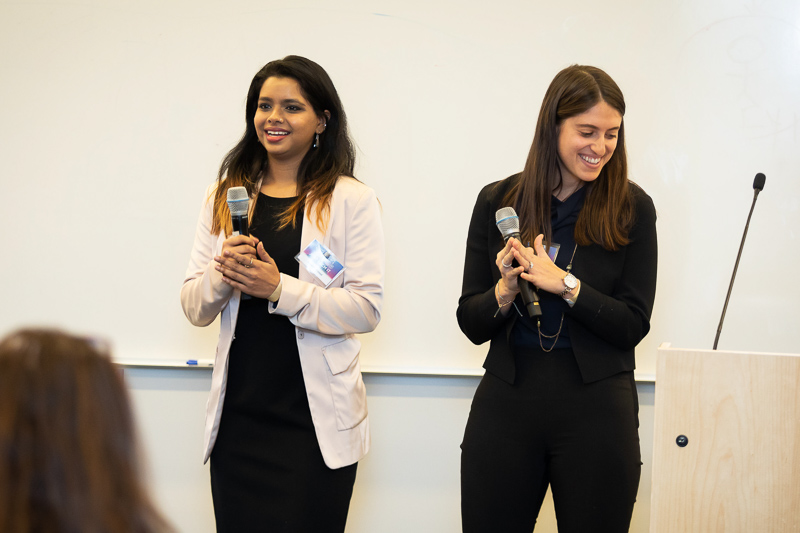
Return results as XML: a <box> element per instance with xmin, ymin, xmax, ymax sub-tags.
<box><xmin>227</xmin><ymin>186</ymin><xmax>249</xmax><ymax>237</ymax></box>
<box><xmin>712</xmin><ymin>173</ymin><xmax>766</xmax><ymax>349</ymax></box>
<box><xmin>495</xmin><ymin>207</ymin><xmax>542</xmax><ymax>318</ymax></box>
<box><xmin>226</xmin><ymin>186</ymin><xmax>252</xmax><ymax>300</ymax></box>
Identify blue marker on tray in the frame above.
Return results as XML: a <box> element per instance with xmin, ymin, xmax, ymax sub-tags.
<box><xmin>186</xmin><ymin>359</ymin><xmax>198</xmax><ymax>365</ymax></box>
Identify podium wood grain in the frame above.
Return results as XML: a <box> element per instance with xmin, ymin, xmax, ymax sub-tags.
<box><xmin>650</xmin><ymin>346</ymin><xmax>800</xmax><ymax>532</ymax></box>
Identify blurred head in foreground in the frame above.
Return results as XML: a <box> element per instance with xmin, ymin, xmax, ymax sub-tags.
<box><xmin>0</xmin><ymin>328</ymin><xmax>171</xmax><ymax>533</ymax></box>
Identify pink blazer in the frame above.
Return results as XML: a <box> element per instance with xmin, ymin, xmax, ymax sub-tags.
<box><xmin>181</xmin><ymin>177</ymin><xmax>384</xmax><ymax>468</ymax></box>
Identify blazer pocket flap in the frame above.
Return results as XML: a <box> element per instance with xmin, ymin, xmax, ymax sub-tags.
<box><xmin>322</xmin><ymin>337</ymin><xmax>361</xmax><ymax>375</ymax></box>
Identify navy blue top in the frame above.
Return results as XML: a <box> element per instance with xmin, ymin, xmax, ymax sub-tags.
<box><xmin>511</xmin><ymin>187</ymin><xmax>585</xmax><ymax>350</ymax></box>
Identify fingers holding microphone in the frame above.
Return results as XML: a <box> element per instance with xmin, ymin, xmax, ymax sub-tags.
<box><xmin>215</xmin><ymin>241</ymin><xmax>281</xmax><ymax>299</ymax></box>
<box><xmin>221</xmin><ymin>234</ymin><xmax>259</xmax><ymax>260</ymax></box>
<box><xmin>495</xmin><ymin>239</ymin><xmax>525</xmax><ymax>293</ymax></box>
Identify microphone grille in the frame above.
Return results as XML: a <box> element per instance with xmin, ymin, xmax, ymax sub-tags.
<box><xmin>495</xmin><ymin>207</ymin><xmax>520</xmax><ymax>237</ymax></box>
<box><xmin>753</xmin><ymin>173</ymin><xmax>766</xmax><ymax>191</ymax></box>
<box><xmin>226</xmin><ymin>186</ymin><xmax>249</xmax><ymax>216</ymax></box>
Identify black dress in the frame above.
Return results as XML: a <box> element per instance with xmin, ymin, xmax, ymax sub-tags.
<box><xmin>210</xmin><ymin>194</ymin><xmax>357</xmax><ymax>533</ymax></box>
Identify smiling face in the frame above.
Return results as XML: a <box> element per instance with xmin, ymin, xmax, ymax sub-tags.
<box><xmin>254</xmin><ymin>76</ymin><xmax>326</xmax><ymax>163</ymax></box>
<box><xmin>556</xmin><ymin>100</ymin><xmax>622</xmax><ymax>191</ymax></box>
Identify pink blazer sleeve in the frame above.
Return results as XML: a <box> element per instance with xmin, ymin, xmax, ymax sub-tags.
<box><xmin>269</xmin><ymin>178</ymin><xmax>384</xmax><ymax>335</ymax></box>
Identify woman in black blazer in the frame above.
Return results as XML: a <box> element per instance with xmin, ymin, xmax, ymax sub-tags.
<box><xmin>458</xmin><ymin>65</ymin><xmax>657</xmax><ymax>533</ymax></box>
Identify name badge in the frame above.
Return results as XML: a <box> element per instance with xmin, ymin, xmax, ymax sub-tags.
<box><xmin>545</xmin><ymin>242</ymin><xmax>560</xmax><ymax>262</ymax></box>
<box><xmin>295</xmin><ymin>239</ymin><xmax>345</xmax><ymax>288</ymax></box>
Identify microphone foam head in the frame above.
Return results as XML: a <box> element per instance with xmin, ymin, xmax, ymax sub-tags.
<box><xmin>753</xmin><ymin>173</ymin><xmax>766</xmax><ymax>191</ymax></box>
<box><xmin>226</xmin><ymin>186</ymin><xmax>249</xmax><ymax>216</ymax></box>
<box><xmin>495</xmin><ymin>207</ymin><xmax>520</xmax><ymax>238</ymax></box>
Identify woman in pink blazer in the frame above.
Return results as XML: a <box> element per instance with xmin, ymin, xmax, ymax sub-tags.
<box><xmin>181</xmin><ymin>56</ymin><xmax>384</xmax><ymax>533</ymax></box>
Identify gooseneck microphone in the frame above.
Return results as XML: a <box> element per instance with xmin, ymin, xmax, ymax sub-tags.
<box><xmin>227</xmin><ymin>186</ymin><xmax>250</xmax><ymax>237</ymax></box>
<box><xmin>495</xmin><ymin>207</ymin><xmax>542</xmax><ymax>318</ymax></box>
<box><xmin>713</xmin><ymin>173</ymin><xmax>766</xmax><ymax>350</ymax></box>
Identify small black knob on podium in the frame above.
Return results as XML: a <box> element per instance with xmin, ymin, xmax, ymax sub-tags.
<box><xmin>676</xmin><ymin>435</ymin><xmax>689</xmax><ymax>447</ymax></box>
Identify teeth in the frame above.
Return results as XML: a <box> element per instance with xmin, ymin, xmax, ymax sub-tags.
<box><xmin>267</xmin><ymin>131</ymin><xmax>288</xmax><ymax>136</ymax></box>
<box><xmin>580</xmin><ymin>154</ymin><xmax>600</xmax><ymax>164</ymax></box>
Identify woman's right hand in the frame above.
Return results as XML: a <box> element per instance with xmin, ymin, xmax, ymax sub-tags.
<box><xmin>221</xmin><ymin>234</ymin><xmax>259</xmax><ymax>264</ymax></box>
<box><xmin>495</xmin><ymin>238</ymin><xmax>525</xmax><ymax>304</ymax></box>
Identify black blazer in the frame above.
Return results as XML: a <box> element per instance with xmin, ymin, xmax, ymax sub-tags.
<box><xmin>456</xmin><ymin>175</ymin><xmax>658</xmax><ymax>384</ymax></box>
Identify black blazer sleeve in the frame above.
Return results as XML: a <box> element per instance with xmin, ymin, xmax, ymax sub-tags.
<box><xmin>567</xmin><ymin>184</ymin><xmax>658</xmax><ymax>382</ymax></box>
<box><xmin>569</xmin><ymin>185</ymin><xmax>657</xmax><ymax>350</ymax></box>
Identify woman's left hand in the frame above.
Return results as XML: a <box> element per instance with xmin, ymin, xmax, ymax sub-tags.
<box><xmin>514</xmin><ymin>234</ymin><xmax>568</xmax><ymax>295</ymax></box>
<box><xmin>215</xmin><ymin>241</ymin><xmax>281</xmax><ymax>299</ymax></box>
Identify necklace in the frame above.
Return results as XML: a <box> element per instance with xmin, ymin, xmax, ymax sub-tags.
<box><xmin>537</xmin><ymin>243</ymin><xmax>578</xmax><ymax>352</ymax></box>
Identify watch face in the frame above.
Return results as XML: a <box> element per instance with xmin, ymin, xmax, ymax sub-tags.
<box><xmin>564</xmin><ymin>273</ymin><xmax>577</xmax><ymax>290</ymax></box>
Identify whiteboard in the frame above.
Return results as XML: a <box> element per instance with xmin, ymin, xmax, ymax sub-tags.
<box><xmin>1</xmin><ymin>0</ymin><xmax>798</xmax><ymax>376</ymax></box>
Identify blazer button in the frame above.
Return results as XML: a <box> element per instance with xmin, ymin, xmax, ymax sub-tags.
<box><xmin>297</xmin><ymin>331</ymin><xmax>304</xmax><ymax>339</ymax></box>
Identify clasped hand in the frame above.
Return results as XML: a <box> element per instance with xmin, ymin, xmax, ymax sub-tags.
<box><xmin>214</xmin><ymin>235</ymin><xmax>281</xmax><ymax>299</ymax></box>
<box><xmin>496</xmin><ymin>235</ymin><xmax>568</xmax><ymax>296</ymax></box>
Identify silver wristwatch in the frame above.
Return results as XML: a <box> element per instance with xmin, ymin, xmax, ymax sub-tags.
<box><xmin>560</xmin><ymin>272</ymin><xmax>578</xmax><ymax>298</ymax></box>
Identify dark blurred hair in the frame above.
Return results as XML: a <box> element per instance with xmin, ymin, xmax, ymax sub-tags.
<box><xmin>211</xmin><ymin>55</ymin><xmax>357</xmax><ymax>235</ymax></box>
<box><xmin>503</xmin><ymin>65</ymin><xmax>633</xmax><ymax>250</ymax></box>
<box><xmin>0</xmin><ymin>329</ymin><xmax>171</xmax><ymax>533</ymax></box>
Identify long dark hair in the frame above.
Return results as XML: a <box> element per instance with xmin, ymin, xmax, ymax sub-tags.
<box><xmin>0</xmin><ymin>329</ymin><xmax>171</xmax><ymax>533</ymax></box>
<box><xmin>503</xmin><ymin>65</ymin><xmax>633</xmax><ymax>251</ymax></box>
<box><xmin>211</xmin><ymin>55</ymin><xmax>356</xmax><ymax>235</ymax></box>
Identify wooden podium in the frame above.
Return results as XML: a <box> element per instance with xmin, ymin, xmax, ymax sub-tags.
<box><xmin>650</xmin><ymin>344</ymin><xmax>800</xmax><ymax>532</ymax></box>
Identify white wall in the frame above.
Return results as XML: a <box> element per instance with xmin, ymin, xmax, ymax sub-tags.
<box><xmin>3</xmin><ymin>0</ymin><xmax>798</xmax><ymax>530</ymax></box>
<box><xmin>2</xmin><ymin>0</ymin><xmax>799</xmax><ymax>376</ymax></box>
<box><xmin>125</xmin><ymin>367</ymin><xmax>655</xmax><ymax>532</ymax></box>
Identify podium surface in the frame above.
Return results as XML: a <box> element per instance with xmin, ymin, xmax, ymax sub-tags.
<box><xmin>650</xmin><ymin>345</ymin><xmax>800</xmax><ymax>532</ymax></box>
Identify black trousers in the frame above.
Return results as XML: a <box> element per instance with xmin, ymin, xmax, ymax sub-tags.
<box><xmin>461</xmin><ymin>348</ymin><xmax>641</xmax><ymax>533</ymax></box>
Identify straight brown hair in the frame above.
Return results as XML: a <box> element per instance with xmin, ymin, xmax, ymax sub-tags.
<box><xmin>503</xmin><ymin>65</ymin><xmax>634</xmax><ymax>251</ymax></box>
<box><xmin>0</xmin><ymin>329</ymin><xmax>171</xmax><ymax>533</ymax></box>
